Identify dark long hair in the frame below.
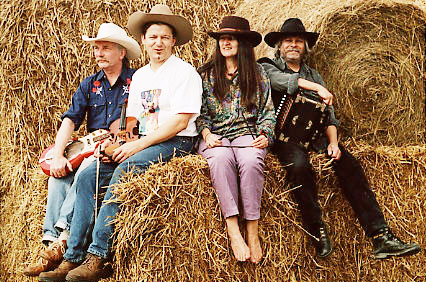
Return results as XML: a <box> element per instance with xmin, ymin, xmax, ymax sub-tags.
<box><xmin>199</xmin><ymin>37</ymin><xmax>262</xmax><ymax>110</ymax></box>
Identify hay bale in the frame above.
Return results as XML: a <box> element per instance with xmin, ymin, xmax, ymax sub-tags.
<box><xmin>1</xmin><ymin>0</ymin><xmax>425</xmax><ymax>281</ymax></box>
<box><xmin>237</xmin><ymin>0</ymin><xmax>426</xmax><ymax>145</ymax></box>
<box><xmin>0</xmin><ymin>0</ymin><xmax>238</xmax><ymax>280</ymax></box>
<box><xmin>108</xmin><ymin>141</ymin><xmax>425</xmax><ymax>281</ymax></box>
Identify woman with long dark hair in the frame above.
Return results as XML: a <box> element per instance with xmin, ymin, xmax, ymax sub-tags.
<box><xmin>196</xmin><ymin>16</ymin><xmax>275</xmax><ymax>263</ymax></box>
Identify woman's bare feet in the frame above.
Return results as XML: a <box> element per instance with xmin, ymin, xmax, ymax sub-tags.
<box><xmin>246</xmin><ymin>220</ymin><xmax>263</xmax><ymax>264</ymax></box>
<box><xmin>226</xmin><ymin>216</ymin><xmax>250</xmax><ymax>262</ymax></box>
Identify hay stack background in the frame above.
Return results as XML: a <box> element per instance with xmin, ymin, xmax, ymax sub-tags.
<box><xmin>0</xmin><ymin>0</ymin><xmax>238</xmax><ymax>280</ymax></box>
<box><xmin>237</xmin><ymin>0</ymin><xmax>426</xmax><ymax>145</ymax></box>
<box><xmin>0</xmin><ymin>0</ymin><xmax>425</xmax><ymax>281</ymax></box>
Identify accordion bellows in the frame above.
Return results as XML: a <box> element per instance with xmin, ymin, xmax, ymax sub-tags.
<box><xmin>275</xmin><ymin>91</ymin><xmax>328</xmax><ymax>149</ymax></box>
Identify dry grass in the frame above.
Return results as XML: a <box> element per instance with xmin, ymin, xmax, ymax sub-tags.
<box><xmin>109</xmin><ymin>141</ymin><xmax>426</xmax><ymax>281</ymax></box>
<box><xmin>237</xmin><ymin>0</ymin><xmax>426</xmax><ymax>145</ymax></box>
<box><xmin>0</xmin><ymin>0</ymin><xmax>239</xmax><ymax>280</ymax></box>
<box><xmin>0</xmin><ymin>0</ymin><xmax>425</xmax><ymax>281</ymax></box>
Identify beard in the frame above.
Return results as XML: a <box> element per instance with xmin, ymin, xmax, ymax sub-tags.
<box><xmin>283</xmin><ymin>49</ymin><xmax>305</xmax><ymax>65</ymax></box>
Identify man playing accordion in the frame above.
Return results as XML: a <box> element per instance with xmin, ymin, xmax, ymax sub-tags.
<box><xmin>260</xmin><ymin>18</ymin><xmax>420</xmax><ymax>259</ymax></box>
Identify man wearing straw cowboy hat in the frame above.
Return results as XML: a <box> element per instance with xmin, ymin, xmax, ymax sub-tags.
<box><xmin>23</xmin><ymin>23</ymin><xmax>140</xmax><ymax>277</ymax></box>
<box><xmin>39</xmin><ymin>4</ymin><xmax>202</xmax><ymax>282</ymax></box>
<box><xmin>260</xmin><ymin>18</ymin><xmax>421</xmax><ymax>259</ymax></box>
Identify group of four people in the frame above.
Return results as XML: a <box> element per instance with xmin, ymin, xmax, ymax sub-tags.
<box><xmin>24</xmin><ymin>4</ymin><xmax>420</xmax><ymax>282</ymax></box>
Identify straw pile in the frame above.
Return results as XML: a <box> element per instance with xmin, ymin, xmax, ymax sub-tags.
<box><xmin>1</xmin><ymin>0</ymin><xmax>425</xmax><ymax>281</ymax></box>
<box><xmin>0</xmin><ymin>0</ymin><xmax>238</xmax><ymax>280</ymax></box>
<box><xmin>237</xmin><ymin>0</ymin><xmax>426</xmax><ymax>145</ymax></box>
<box><xmin>109</xmin><ymin>141</ymin><xmax>425</xmax><ymax>281</ymax></box>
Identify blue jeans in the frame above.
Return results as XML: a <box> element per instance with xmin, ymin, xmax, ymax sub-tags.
<box><xmin>63</xmin><ymin>136</ymin><xmax>195</xmax><ymax>263</ymax></box>
<box><xmin>42</xmin><ymin>157</ymin><xmax>94</xmax><ymax>244</ymax></box>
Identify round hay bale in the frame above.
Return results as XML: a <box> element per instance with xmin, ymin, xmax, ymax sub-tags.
<box><xmin>237</xmin><ymin>0</ymin><xmax>426</xmax><ymax>145</ymax></box>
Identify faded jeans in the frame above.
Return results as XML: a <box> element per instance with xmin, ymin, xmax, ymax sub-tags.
<box><xmin>63</xmin><ymin>136</ymin><xmax>195</xmax><ymax>263</ymax></box>
<box><xmin>42</xmin><ymin>157</ymin><xmax>94</xmax><ymax>244</ymax></box>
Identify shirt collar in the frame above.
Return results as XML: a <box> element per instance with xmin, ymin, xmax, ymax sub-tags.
<box><xmin>277</xmin><ymin>56</ymin><xmax>309</xmax><ymax>75</ymax></box>
<box><xmin>94</xmin><ymin>66</ymin><xmax>131</xmax><ymax>85</ymax></box>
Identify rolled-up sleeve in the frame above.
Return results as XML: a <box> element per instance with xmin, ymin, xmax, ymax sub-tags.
<box><xmin>61</xmin><ymin>81</ymin><xmax>89</xmax><ymax>130</ymax></box>
<box><xmin>261</xmin><ymin>61</ymin><xmax>300</xmax><ymax>95</ymax></box>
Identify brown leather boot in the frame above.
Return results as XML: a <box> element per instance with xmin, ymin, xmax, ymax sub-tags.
<box><xmin>38</xmin><ymin>260</ymin><xmax>79</xmax><ymax>282</ymax></box>
<box><xmin>40</xmin><ymin>239</ymin><xmax>67</xmax><ymax>262</ymax></box>
<box><xmin>23</xmin><ymin>257</ymin><xmax>59</xmax><ymax>277</ymax></box>
<box><xmin>65</xmin><ymin>254</ymin><xmax>113</xmax><ymax>282</ymax></box>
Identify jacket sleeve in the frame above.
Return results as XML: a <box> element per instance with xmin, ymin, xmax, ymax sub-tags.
<box><xmin>195</xmin><ymin>71</ymin><xmax>213</xmax><ymax>134</ymax></box>
<box><xmin>256</xmin><ymin>65</ymin><xmax>276</xmax><ymax>146</ymax></box>
<box><xmin>261</xmin><ymin>60</ymin><xmax>300</xmax><ymax>95</ymax></box>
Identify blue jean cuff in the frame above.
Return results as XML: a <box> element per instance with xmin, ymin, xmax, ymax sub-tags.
<box><xmin>87</xmin><ymin>247</ymin><xmax>109</xmax><ymax>260</ymax></box>
<box><xmin>54</xmin><ymin>220</ymin><xmax>69</xmax><ymax>232</ymax></box>
<box><xmin>63</xmin><ymin>253</ymin><xmax>86</xmax><ymax>264</ymax></box>
<box><xmin>42</xmin><ymin>234</ymin><xmax>59</xmax><ymax>245</ymax></box>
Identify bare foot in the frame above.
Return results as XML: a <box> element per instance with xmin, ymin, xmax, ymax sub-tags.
<box><xmin>229</xmin><ymin>233</ymin><xmax>251</xmax><ymax>262</ymax></box>
<box><xmin>246</xmin><ymin>220</ymin><xmax>262</xmax><ymax>264</ymax></box>
<box><xmin>247</xmin><ymin>234</ymin><xmax>262</xmax><ymax>263</ymax></box>
<box><xmin>226</xmin><ymin>216</ymin><xmax>250</xmax><ymax>262</ymax></box>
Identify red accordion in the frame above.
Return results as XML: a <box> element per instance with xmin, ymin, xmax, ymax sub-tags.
<box><xmin>275</xmin><ymin>91</ymin><xmax>328</xmax><ymax>150</ymax></box>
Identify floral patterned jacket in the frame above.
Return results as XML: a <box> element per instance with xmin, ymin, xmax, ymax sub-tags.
<box><xmin>196</xmin><ymin>63</ymin><xmax>276</xmax><ymax>146</ymax></box>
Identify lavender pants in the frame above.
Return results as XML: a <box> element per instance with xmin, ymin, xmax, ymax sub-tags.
<box><xmin>198</xmin><ymin>135</ymin><xmax>267</xmax><ymax>220</ymax></box>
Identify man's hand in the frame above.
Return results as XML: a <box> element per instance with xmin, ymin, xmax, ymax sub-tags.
<box><xmin>95</xmin><ymin>139</ymin><xmax>114</xmax><ymax>163</ymax></box>
<box><xmin>327</xmin><ymin>142</ymin><xmax>341</xmax><ymax>160</ymax></box>
<box><xmin>111</xmin><ymin>140</ymin><xmax>145</xmax><ymax>164</ymax></box>
<box><xmin>50</xmin><ymin>155</ymin><xmax>73</xmax><ymax>178</ymax></box>
<box><xmin>251</xmin><ymin>135</ymin><xmax>268</xmax><ymax>149</ymax></box>
<box><xmin>205</xmin><ymin>133</ymin><xmax>222</xmax><ymax>149</ymax></box>
<box><xmin>317</xmin><ymin>86</ymin><xmax>333</xmax><ymax>105</ymax></box>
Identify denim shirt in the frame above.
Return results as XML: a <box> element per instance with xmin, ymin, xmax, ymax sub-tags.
<box><xmin>62</xmin><ymin>67</ymin><xmax>136</xmax><ymax>132</ymax></box>
<box><xmin>261</xmin><ymin>57</ymin><xmax>340</xmax><ymax>152</ymax></box>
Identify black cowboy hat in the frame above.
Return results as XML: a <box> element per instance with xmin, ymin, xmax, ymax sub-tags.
<box><xmin>264</xmin><ymin>18</ymin><xmax>319</xmax><ymax>48</ymax></box>
<box><xmin>208</xmin><ymin>16</ymin><xmax>262</xmax><ymax>47</ymax></box>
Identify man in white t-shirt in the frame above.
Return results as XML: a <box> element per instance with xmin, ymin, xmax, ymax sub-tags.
<box><xmin>38</xmin><ymin>5</ymin><xmax>202</xmax><ymax>282</ymax></box>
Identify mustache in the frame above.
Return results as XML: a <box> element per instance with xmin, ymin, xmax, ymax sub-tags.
<box><xmin>287</xmin><ymin>49</ymin><xmax>300</xmax><ymax>53</ymax></box>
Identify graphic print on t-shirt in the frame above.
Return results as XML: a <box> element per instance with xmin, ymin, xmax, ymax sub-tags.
<box><xmin>139</xmin><ymin>89</ymin><xmax>161</xmax><ymax>135</ymax></box>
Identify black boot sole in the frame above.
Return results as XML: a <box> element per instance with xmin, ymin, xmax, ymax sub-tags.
<box><xmin>374</xmin><ymin>244</ymin><xmax>421</xmax><ymax>259</ymax></box>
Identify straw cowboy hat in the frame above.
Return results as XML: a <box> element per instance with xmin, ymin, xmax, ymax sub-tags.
<box><xmin>264</xmin><ymin>18</ymin><xmax>319</xmax><ymax>48</ymax></box>
<box><xmin>82</xmin><ymin>23</ymin><xmax>141</xmax><ymax>60</ymax></box>
<box><xmin>127</xmin><ymin>4</ymin><xmax>193</xmax><ymax>46</ymax></box>
<box><xmin>207</xmin><ymin>16</ymin><xmax>262</xmax><ymax>47</ymax></box>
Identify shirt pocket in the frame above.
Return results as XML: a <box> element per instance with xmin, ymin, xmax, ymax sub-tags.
<box><xmin>87</xmin><ymin>99</ymin><xmax>106</xmax><ymax>130</ymax></box>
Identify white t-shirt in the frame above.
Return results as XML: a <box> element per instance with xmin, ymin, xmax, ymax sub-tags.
<box><xmin>127</xmin><ymin>55</ymin><xmax>202</xmax><ymax>137</ymax></box>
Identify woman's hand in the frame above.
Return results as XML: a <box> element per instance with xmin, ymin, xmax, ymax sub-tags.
<box><xmin>205</xmin><ymin>133</ymin><xmax>222</xmax><ymax>148</ymax></box>
<box><xmin>251</xmin><ymin>135</ymin><xmax>268</xmax><ymax>149</ymax></box>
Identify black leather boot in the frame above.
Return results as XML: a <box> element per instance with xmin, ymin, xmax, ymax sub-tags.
<box><xmin>372</xmin><ymin>228</ymin><xmax>421</xmax><ymax>259</ymax></box>
<box><xmin>312</xmin><ymin>224</ymin><xmax>333</xmax><ymax>258</ymax></box>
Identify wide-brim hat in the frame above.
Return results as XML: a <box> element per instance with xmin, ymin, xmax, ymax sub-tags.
<box><xmin>127</xmin><ymin>4</ymin><xmax>193</xmax><ymax>46</ymax></box>
<box><xmin>207</xmin><ymin>16</ymin><xmax>262</xmax><ymax>47</ymax></box>
<box><xmin>264</xmin><ymin>18</ymin><xmax>319</xmax><ymax>48</ymax></box>
<box><xmin>82</xmin><ymin>23</ymin><xmax>141</xmax><ymax>60</ymax></box>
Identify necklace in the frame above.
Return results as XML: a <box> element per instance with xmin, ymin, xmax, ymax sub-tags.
<box><xmin>226</xmin><ymin>68</ymin><xmax>238</xmax><ymax>78</ymax></box>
